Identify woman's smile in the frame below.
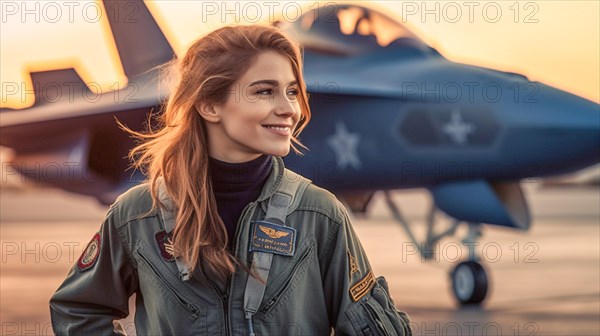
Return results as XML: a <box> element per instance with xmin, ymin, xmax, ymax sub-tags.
<box><xmin>262</xmin><ymin>124</ymin><xmax>292</xmax><ymax>136</ymax></box>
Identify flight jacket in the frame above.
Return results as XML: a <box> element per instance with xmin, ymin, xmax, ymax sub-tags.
<box><xmin>50</xmin><ymin>156</ymin><xmax>412</xmax><ymax>335</ymax></box>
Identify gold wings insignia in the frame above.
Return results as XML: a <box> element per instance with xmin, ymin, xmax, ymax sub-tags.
<box><xmin>259</xmin><ymin>225</ymin><xmax>290</xmax><ymax>239</ymax></box>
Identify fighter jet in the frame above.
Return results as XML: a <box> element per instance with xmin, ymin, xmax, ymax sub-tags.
<box><xmin>1</xmin><ymin>1</ymin><xmax>598</xmax><ymax>305</ymax></box>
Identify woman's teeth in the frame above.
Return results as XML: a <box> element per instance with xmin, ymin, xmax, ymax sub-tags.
<box><xmin>264</xmin><ymin>126</ymin><xmax>289</xmax><ymax>131</ymax></box>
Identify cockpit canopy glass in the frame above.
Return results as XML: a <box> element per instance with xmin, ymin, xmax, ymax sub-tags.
<box><xmin>277</xmin><ymin>4</ymin><xmax>429</xmax><ymax>56</ymax></box>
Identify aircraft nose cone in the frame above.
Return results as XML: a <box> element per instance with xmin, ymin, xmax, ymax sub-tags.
<box><xmin>506</xmin><ymin>83</ymin><xmax>600</xmax><ymax>175</ymax></box>
<box><xmin>546</xmin><ymin>86</ymin><xmax>600</xmax><ymax>168</ymax></box>
<box><xmin>576</xmin><ymin>98</ymin><xmax>600</xmax><ymax>166</ymax></box>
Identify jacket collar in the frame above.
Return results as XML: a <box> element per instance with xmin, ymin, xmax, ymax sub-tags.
<box><xmin>255</xmin><ymin>156</ymin><xmax>285</xmax><ymax>203</ymax></box>
<box><xmin>157</xmin><ymin>156</ymin><xmax>285</xmax><ymax>210</ymax></box>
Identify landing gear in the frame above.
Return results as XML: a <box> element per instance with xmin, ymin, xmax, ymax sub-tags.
<box><xmin>451</xmin><ymin>261</ymin><xmax>488</xmax><ymax>305</ymax></box>
<box><xmin>383</xmin><ymin>191</ymin><xmax>489</xmax><ymax>306</ymax></box>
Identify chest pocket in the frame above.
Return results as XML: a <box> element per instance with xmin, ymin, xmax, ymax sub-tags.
<box><xmin>256</xmin><ymin>234</ymin><xmax>317</xmax><ymax>316</ymax></box>
<box><xmin>135</xmin><ymin>243</ymin><xmax>203</xmax><ymax>320</ymax></box>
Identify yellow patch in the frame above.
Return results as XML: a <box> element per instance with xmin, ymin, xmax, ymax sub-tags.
<box><xmin>350</xmin><ymin>270</ymin><xmax>375</xmax><ymax>302</ymax></box>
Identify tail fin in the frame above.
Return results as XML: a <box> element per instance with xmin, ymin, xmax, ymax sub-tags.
<box><xmin>29</xmin><ymin>69</ymin><xmax>90</xmax><ymax>105</ymax></box>
<box><xmin>1</xmin><ymin>1</ymin><xmax>174</xmax><ymax>112</ymax></box>
<box><xmin>103</xmin><ymin>0</ymin><xmax>175</xmax><ymax>77</ymax></box>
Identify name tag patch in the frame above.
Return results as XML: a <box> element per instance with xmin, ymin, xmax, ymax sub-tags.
<box><xmin>250</xmin><ymin>221</ymin><xmax>296</xmax><ymax>256</ymax></box>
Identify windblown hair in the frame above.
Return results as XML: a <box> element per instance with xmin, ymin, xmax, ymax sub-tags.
<box><xmin>125</xmin><ymin>25</ymin><xmax>311</xmax><ymax>278</ymax></box>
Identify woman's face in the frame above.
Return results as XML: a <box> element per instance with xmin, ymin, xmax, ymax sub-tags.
<box><xmin>204</xmin><ymin>51</ymin><xmax>302</xmax><ymax>163</ymax></box>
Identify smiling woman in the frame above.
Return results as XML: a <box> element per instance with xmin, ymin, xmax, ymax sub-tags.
<box><xmin>199</xmin><ymin>50</ymin><xmax>303</xmax><ymax>162</ymax></box>
<box><xmin>49</xmin><ymin>24</ymin><xmax>412</xmax><ymax>335</ymax></box>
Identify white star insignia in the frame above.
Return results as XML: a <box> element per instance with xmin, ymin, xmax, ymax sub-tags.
<box><xmin>442</xmin><ymin>110</ymin><xmax>475</xmax><ymax>145</ymax></box>
<box><xmin>327</xmin><ymin>121</ymin><xmax>361</xmax><ymax>170</ymax></box>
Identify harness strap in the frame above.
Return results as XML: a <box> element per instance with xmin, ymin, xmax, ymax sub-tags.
<box><xmin>243</xmin><ymin>169</ymin><xmax>311</xmax><ymax>335</ymax></box>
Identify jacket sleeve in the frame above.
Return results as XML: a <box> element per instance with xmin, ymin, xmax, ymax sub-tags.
<box><xmin>49</xmin><ymin>205</ymin><xmax>138</xmax><ymax>335</ymax></box>
<box><xmin>322</xmin><ymin>206</ymin><xmax>412</xmax><ymax>336</ymax></box>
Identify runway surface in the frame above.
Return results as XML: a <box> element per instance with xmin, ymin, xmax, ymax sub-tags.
<box><xmin>1</xmin><ymin>183</ymin><xmax>598</xmax><ymax>335</ymax></box>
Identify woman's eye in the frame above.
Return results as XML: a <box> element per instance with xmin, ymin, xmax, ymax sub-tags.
<box><xmin>287</xmin><ymin>89</ymin><xmax>299</xmax><ymax>97</ymax></box>
<box><xmin>256</xmin><ymin>89</ymin><xmax>273</xmax><ymax>95</ymax></box>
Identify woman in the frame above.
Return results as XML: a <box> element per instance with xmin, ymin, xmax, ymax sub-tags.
<box><xmin>50</xmin><ymin>24</ymin><xmax>411</xmax><ymax>335</ymax></box>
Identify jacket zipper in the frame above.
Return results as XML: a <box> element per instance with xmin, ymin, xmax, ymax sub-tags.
<box><xmin>136</xmin><ymin>250</ymin><xmax>200</xmax><ymax>318</ymax></box>
<box><xmin>201</xmin><ymin>201</ymin><xmax>257</xmax><ymax>336</ymax></box>
<box><xmin>201</xmin><ymin>272</ymin><xmax>229</xmax><ymax>336</ymax></box>
<box><xmin>259</xmin><ymin>245</ymin><xmax>313</xmax><ymax>315</ymax></box>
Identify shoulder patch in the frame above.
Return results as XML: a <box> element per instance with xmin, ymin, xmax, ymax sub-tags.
<box><xmin>155</xmin><ymin>230</ymin><xmax>175</xmax><ymax>262</ymax></box>
<box><xmin>350</xmin><ymin>270</ymin><xmax>375</xmax><ymax>302</ymax></box>
<box><xmin>77</xmin><ymin>233</ymin><xmax>101</xmax><ymax>272</ymax></box>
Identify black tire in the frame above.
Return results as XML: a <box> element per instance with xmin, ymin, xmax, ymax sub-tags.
<box><xmin>450</xmin><ymin>261</ymin><xmax>488</xmax><ymax>305</ymax></box>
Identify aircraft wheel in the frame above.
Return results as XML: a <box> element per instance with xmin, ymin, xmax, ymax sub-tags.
<box><xmin>451</xmin><ymin>261</ymin><xmax>488</xmax><ymax>305</ymax></box>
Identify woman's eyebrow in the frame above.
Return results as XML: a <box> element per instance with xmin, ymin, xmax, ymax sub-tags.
<box><xmin>249</xmin><ymin>80</ymin><xmax>298</xmax><ymax>87</ymax></box>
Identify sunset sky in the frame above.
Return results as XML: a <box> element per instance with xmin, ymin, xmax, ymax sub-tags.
<box><xmin>1</xmin><ymin>0</ymin><xmax>599</xmax><ymax>109</ymax></box>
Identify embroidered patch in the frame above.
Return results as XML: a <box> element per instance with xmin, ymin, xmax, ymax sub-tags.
<box><xmin>155</xmin><ymin>230</ymin><xmax>175</xmax><ymax>262</ymax></box>
<box><xmin>77</xmin><ymin>233</ymin><xmax>101</xmax><ymax>272</ymax></box>
<box><xmin>249</xmin><ymin>220</ymin><xmax>296</xmax><ymax>256</ymax></box>
<box><xmin>350</xmin><ymin>270</ymin><xmax>375</xmax><ymax>302</ymax></box>
<box><xmin>347</xmin><ymin>249</ymin><xmax>360</xmax><ymax>277</ymax></box>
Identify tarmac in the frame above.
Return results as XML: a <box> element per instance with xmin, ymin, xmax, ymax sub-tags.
<box><xmin>1</xmin><ymin>183</ymin><xmax>598</xmax><ymax>335</ymax></box>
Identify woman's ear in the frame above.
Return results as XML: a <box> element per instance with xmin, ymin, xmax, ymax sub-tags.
<box><xmin>196</xmin><ymin>102</ymin><xmax>221</xmax><ymax>123</ymax></box>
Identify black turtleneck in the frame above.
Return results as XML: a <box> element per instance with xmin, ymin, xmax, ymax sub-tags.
<box><xmin>209</xmin><ymin>154</ymin><xmax>273</xmax><ymax>248</ymax></box>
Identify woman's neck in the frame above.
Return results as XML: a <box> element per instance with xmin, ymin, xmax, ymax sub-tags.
<box><xmin>209</xmin><ymin>154</ymin><xmax>272</xmax><ymax>190</ymax></box>
<box><xmin>208</xmin><ymin>153</ymin><xmax>273</xmax><ymax>248</ymax></box>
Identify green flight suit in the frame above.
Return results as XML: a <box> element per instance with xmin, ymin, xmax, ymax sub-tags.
<box><xmin>50</xmin><ymin>157</ymin><xmax>412</xmax><ymax>335</ymax></box>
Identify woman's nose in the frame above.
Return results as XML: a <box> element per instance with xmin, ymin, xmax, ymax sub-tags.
<box><xmin>274</xmin><ymin>96</ymin><xmax>298</xmax><ymax>118</ymax></box>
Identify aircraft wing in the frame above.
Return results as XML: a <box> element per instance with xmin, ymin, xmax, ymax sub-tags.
<box><xmin>0</xmin><ymin>71</ymin><xmax>166</xmax><ymax>128</ymax></box>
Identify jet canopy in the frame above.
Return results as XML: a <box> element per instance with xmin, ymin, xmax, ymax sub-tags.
<box><xmin>277</xmin><ymin>4</ymin><xmax>432</xmax><ymax>56</ymax></box>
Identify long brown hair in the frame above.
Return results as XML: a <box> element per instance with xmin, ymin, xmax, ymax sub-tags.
<box><xmin>125</xmin><ymin>25</ymin><xmax>311</xmax><ymax>278</ymax></box>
